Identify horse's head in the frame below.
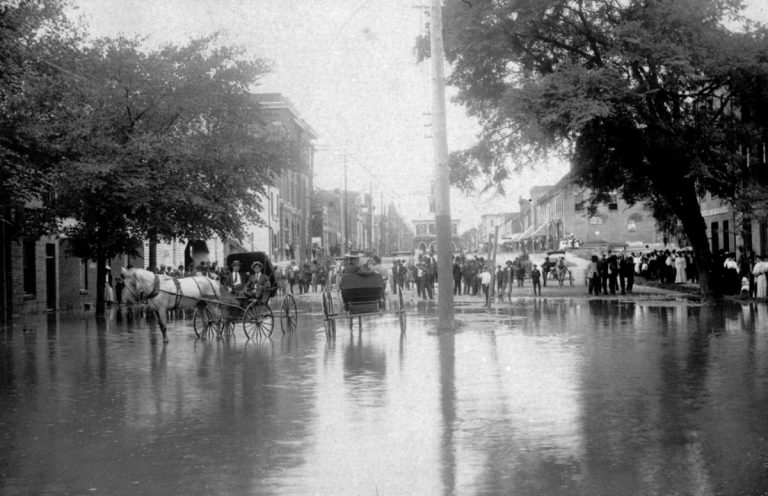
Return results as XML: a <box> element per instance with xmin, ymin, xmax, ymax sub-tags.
<box><xmin>121</xmin><ymin>268</ymin><xmax>157</xmax><ymax>304</ymax></box>
<box><xmin>121</xmin><ymin>268</ymin><xmax>140</xmax><ymax>304</ymax></box>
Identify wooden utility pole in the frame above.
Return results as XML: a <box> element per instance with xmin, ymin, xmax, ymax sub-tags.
<box><xmin>342</xmin><ymin>154</ymin><xmax>348</xmax><ymax>254</ymax></box>
<box><xmin>487</xmin><ymin>226</ymin><xmax>500</xmax><ymax>308</ymax></box>
<box><xmin>430</xmin><ymin>0</ymin><xmax>455</xmax><ymax>330</ymax></box>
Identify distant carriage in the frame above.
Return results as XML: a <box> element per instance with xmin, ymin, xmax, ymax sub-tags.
<box><xmin>547</xmin><ymin>250</ymin><xmax>575</xmax><ymax>286</ymax></box>
<box><xmin>321</xmin><ymin>270</ymin><xmax>407</xmax><ymax>337</ymax></box>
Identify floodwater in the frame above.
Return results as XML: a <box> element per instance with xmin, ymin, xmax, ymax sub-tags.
<box><xmin>2</xmin><ymin>297</ymin><xmax>768</xmax><ymax>496</ymax></box>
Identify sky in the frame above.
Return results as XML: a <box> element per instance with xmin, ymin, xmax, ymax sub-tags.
<box><xmin>71</xmin><ymin>0</ymin><xmax>768</xmax><ymax>232</ymax></box>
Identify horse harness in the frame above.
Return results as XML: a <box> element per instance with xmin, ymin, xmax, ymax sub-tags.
<box><xmin>123</xmin><ymin>273</ymin><xmax>160</xmax><ymax>304</ymax></box>
<box><xmin>160</xmin><ymin>276</ymin><xmax>219</xmax><ymax>310</ymax></box>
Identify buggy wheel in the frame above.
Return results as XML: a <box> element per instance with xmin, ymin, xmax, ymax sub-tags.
<box><xmin>193</xmin><ymin>307</ymin><xmax>220</xmax><ymax>338</ymax></box>
<box><xmin>280</xmin><ymin>294</ymin><xmax>298</xmax><ymax>334</ymax></box>
<box><xmin>398</xmin><ymin>287</ymin><xmax>407</xmax><ymax>333</ymax></box>
<box><xmin>220</xmin><ymin>320</ymin><xmax>236</xmax><ymax>336</ymax></box>
<box><xmin>322</xmin><ymin>290</ymin><xmax>336</xmax><ymax>338</ymax></box>
<box><xmin>243</xmin><ymin>302</ymin><xmax>273</xmax><ymax>339</ymax></box>
<box><xmin>322</xmin><ymin>290</ymin><xmax>335</xmax><ymax>317</ymax></box>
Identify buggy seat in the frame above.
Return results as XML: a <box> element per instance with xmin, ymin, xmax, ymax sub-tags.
<box><xmin>340</xmin><ymin>272</ymin><xmax>385</xmax><ymax>314</ymax></box>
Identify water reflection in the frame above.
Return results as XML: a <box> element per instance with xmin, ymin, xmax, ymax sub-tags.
<box><xmin>2</xmin><ymin>301</ymin><xmax>768</xmax><ymax>494</ymax></box>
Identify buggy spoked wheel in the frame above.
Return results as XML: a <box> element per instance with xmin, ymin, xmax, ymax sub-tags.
<box><xmin>280</xmin><ymin>294</ymin><xmax>298</xmax><ymax>334</ymax></box>
<box><xmin>219</xmin><ymin>320</ymin><xmax>236</xmax><ymax>336</ymax></box>
<box><xmin>322</xmin><ymin>290</ymin><xmax>336</xmax><ymax>337</ymax></box>
<box><xmin>193</xmin><ymin>307</ymin><xmax>221</xmax><ymax>338</ymax></box>
<box><xmin>398</xmin><ymin>287</ymin><xmax>406</xmax><ymax>333</ymax></box>
<box><xmin>243</xmin><ymin>302</ymin><xmax>273</xmax><ymax>339</ymax></box>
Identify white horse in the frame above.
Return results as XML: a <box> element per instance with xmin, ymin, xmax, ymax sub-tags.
<box><xmin>121</xmin><ymin>267</ymin><xmax>221</xmax><ymax>342</ymax></box>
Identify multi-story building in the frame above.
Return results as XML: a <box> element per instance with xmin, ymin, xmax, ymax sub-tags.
<box><xmin>313</xmin><ymin>188</ymin><xmax>389</xmax><ymax>257</ymax></box>
<box><xmin>413</xmin><ymin>219</ymin><xmax>461</xmax><ymax>255</ymax></box>
<box><xmin>700</xmin><ymin>193</ymin><xmax>768</xmax><ymax>256</ymax></box>
<box><xmin>379</xmin><ymin>202</ymin><xmax>415</xmax><ymax>256</ymax></box>
<box><xmin>516</xmin><ymin>173</ymin><xmax>662</xmax><ymax>251</ymax></box>
<box><xmin>312</xmin><ymin>189</ymin><xmax>343</xmax><ymax>257</ymax></box>
<box><xmin>256</xmin><ymin>93</ymin><xmax>317</xmax><ymax>264</ymax></box>
<box><xmin>145</xmin><ymin>93</ymin><xmax>316</xmax><ymax>268</ymax></box>
<box><xmin>478</xmin><ymin>212</ymin><xmax>518</xmax><ymax>252</ymax></box>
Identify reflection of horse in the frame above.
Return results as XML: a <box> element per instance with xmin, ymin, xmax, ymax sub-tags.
<box><xmin>121</xmin><ymin>268</ymin><xmax>220</xmax><ymax>342</ymax></box>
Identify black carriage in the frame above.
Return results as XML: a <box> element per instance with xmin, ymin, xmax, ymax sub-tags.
<box><xmin>192</xmin><ymin>252</ymin><xmax>298</xmax><ymax>339</ymax></box>
<box><xmin>546</xmin><ymin>250</ymin><xmax>575</xmax><ymax>286</ymax></box>
<box><xmin>321</xmin><ymin>270</ymin><xmax>407</xmax><ymax>337</ymax></box>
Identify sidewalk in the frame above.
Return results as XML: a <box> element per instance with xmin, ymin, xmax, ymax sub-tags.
<box><xmin>285</xmin><ymin>278</ymin><xmax>694</xmax><ymax>308</ymax></box>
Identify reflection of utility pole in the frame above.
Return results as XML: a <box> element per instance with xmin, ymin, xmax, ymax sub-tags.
<box><xmin>369</xmin><ymin>182</ymin><xmax>374</xmax><ymax>252</ymax></box>
<box><xmin>430</xmin><ymin>0</ymin><xmax>454</xmax><ymax>330</ymax></box>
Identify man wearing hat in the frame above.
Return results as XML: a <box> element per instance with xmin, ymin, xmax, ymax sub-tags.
<box><xmin>245</xmin><ymin>260</ymin><xmax>271</xmax><ymax>302</ymax></box>
<box><xmin>224</xmin><ymin>260</ymin><xmax>245</xmax><ymax>295</ymax></box>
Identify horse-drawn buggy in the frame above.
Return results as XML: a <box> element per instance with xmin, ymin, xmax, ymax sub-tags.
<box><xmin>321</xmin><ymin>264</ymin><xmax>407</xmax><ymax>338</ymax></box>
<box><xmin>194</xmin><ymin>252</ymin><xmax>297</xmax><ymax>339</ymax></box>
<box><xmin>547</xmin><ymin>250</ymin><xmax>575</xmax><ymax>286</ymax></box>
<box><xmin>121</xmin><ymin>252</ymin><xmax>297</xmax><ymax>342</ymax></box>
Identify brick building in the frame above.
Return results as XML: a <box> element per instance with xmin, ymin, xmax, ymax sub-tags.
<box><xmin>1</xmin><ymin>233</ymin><xmax>142</xmax><ymax>318</ymax></box>
<box><xmin>521</xmin><ymin>174</ymin><xmax>663</xmax><ymax>250</ymax></box>
<box><xmin>700</xmin><ymin>193</ymin><xmax>768</xmax><ymax>256</ymax></box>
<box><xmin>413</xmin><ymin>219</ymin><xmax>461</xmax><ymax>255</ymax></box>
<box><xmin>312</xmin><ymin>189</ymin><xmax>344</xmax><ymax>257</ymax></box>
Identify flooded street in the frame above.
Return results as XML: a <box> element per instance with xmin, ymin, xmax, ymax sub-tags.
<box><xmin>2</xmin><ymin>298</ymin><xmax>768</xmax><ymax>495</ymax></box>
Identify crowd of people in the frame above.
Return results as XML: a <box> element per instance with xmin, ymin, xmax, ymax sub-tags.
<box><xmin>584</xmin><ymin>247</ymin><xmax>768</xmax><ymax>299</ymax></box>
<box><xmin>584</xmin><ymin>251</ymin><xmax>637</xmax><ymax>296</ymax></box>
<box><xmin>114</xmin><ymin>245</ymin><xmax>768</xmax><ymax>305</ymax></box>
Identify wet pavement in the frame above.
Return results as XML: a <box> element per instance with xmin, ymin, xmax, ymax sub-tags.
<box><xmin>2</xmin><ymin>295</ymin><xmax>768</xmax><ymax>495</ymax></box>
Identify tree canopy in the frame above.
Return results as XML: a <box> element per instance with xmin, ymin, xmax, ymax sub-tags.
<box><xmin>54</xmin><ymin>35</ymin><xmax>296</xmax><ymax>250</ymax></box>
<box><xmin>0</xmin><ymin>0</ymin><xmax>81</xmax><ymax>235</ymax></box>
<box><xmin>2</xmin><ymin>1</ymin><xmax>299</xmax><ymax>313</ymax></box>
<box><xmin>429</xmin><ymin>0</ymin><xmax>768</xmax><ymax>294</ymax></box>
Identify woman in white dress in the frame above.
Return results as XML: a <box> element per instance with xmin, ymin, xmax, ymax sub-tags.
<box><xmin>104</xmin><ymin>266</ymin><xmax>115</xmax><ymax>304</ymax></box>
<box><xmin>674</xmin><ymin>253</ymin><xmax>687</xmax><ymax>283</ymax></box>
<box><xmin>752</xmin><ymin>256</ymin><xmax>767</xmax><ymax>299</ymax></box>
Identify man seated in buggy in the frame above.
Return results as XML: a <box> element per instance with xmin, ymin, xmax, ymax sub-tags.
<box><xmin>223</xmin><ymin>259</ymin><xmax>245</xmax><ymax>295</ymax></box>
<box><xmin>339</xmin><ymin>255</ymin><xmax>385</xmax><ymax>312</ymax></box>
<box><xmin>245</xmin><ymin>260</ymin><xmax>272</xmax><ymax>304</ymax></box>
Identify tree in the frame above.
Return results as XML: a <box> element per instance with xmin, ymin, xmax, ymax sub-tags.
<box><xmin>0</xmin><ymin>0</ymin><xmax>81</xmax><ymax>236</ymax></box>
<box><xmin>428</xmin><ymin>0</ymin><xmax>768</xmax><ymax>295</ymax></box>
<box><xmin>52</xmin><ymin>35</ymin><xmax>296</xmax><ymax>314</ymax></box>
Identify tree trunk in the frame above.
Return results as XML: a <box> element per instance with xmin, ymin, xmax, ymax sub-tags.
<box><xmin>95</xmin><ymin>252</ymin><xmax>106</xmax><ymax>316</ymax></box>
<box><xmin>677</xmin><ymin>197</ymin><xmax>714</xmax><ymax>296</ymax></box>
<box><xmin>148</xmin><ymin>237</ymin><xmax>157</xmax><ymax>272</ymax></box>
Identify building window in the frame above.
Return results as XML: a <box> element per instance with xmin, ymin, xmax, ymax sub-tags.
<box><xmin>22</xmin><ymin>239</ymin><xmax>36</xmax><ymax>295</ymax></box>
<box><xmin>575</xmin><ymin>201</ymin><xmax>585</xmax><ymax>211</ymax></box>
<box><xmin>607</xmin><ymin>193</ymin><xmax>618</xmax><ymax>211</ymax></box>
<box><xmin>723</xmin><ymin>220</ymin><xmax>730</xmax><ymax>252</ymax></box>
<box><xmin>82</xmin><ymin>259</ymin><xmax>88</xmax><ymax>291</ymax></box>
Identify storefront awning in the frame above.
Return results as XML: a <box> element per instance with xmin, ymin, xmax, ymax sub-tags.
<box><xmin>501</xmin><ymin>232</ymin><xmax>523</xmax><ymax>242</ymax></box>
<box><xmin>531</xmin><ymin>223</ymin><xmax>548</xmax><ymax>237</ymax></box>
<box><xmin>518</xmin><ymin>224</ymin><xmax>537</xmax><ymax>240</ymax></box>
